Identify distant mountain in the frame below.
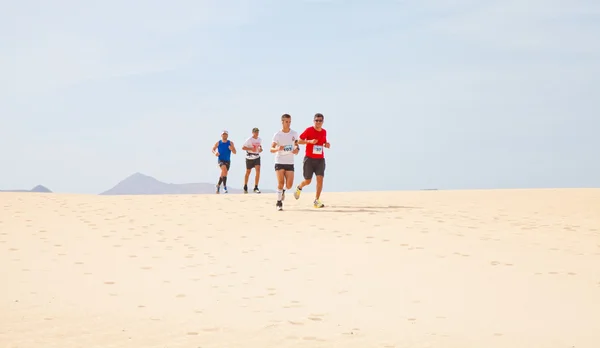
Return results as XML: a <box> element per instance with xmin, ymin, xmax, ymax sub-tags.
<box><xmin>0</xmin><ymin>185</ymin><xmax>52</xmax><ymax>193</ymax></box>
<box><xmin>100</xmin><ymin>172</ymin><xmax>273</xmax><ymax>195</ymax></box>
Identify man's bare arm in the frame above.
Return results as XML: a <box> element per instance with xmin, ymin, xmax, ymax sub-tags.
<box><xmin>270</xmin><ymin>141</ymin><xmax>280</xmax><ymax>153</ymax></box>
<box><xmin>299</xmin><ymin>138</ymin><xmax>317</xmax><ymax>144</ymax></box>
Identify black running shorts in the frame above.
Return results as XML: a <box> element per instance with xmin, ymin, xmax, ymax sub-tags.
<box><xmin>218</xmin><ymin>160</ymin><xmax>231</xmax><ymax>170</ymax></box>
<box><xmin>246</xmin><ymin>157</ymin><xmax>261</xmax><ymax>169</ymax></box>
<box><xmin>274</xmin><ymin>163</ymin><xmax>294</xmax><ymax>171</ymax></box>
<box><xmin>303</xmin><ymin>156</ymin><xmax>325</xmax><ymax>180</ymax></box>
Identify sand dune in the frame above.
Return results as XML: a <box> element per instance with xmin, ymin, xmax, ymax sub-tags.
<box><xmin>1</xmin><ymin>188</ymin><xmax>599</xmax><ymax>347</ymax></box>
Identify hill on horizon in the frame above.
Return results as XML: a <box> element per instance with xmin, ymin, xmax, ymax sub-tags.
<box><xmin>0</xmin><ymin>185</ymin><xmax>52</xmax><ymax>193</ymax></box>
<box><xmin>100</xmin><ymin>172</ymin><xmax>273</xmax><ymax>195</ymax></box>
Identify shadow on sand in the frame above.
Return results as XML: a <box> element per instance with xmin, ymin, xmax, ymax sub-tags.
<box><xmin>294</xmin><ymin>205</ymin><xmax>420</xmax><ymax>213</ymax></box>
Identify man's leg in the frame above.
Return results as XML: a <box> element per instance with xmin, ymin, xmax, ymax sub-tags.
<box><xmin>244</xmin><ymin>168</ymin><xmax>251</xmax><ymax>193</ymax></box>
<box><xmin>275</xmin><ymin>166</ymin><xmax>285</xmax><ymax>209</ymax></box>
<box><xmin>315</xmin><ymin>175</ymin><xmax>324</xmax><ymax>200</ymax></box>
<box><xmin>294</xmin><ymin>157</ymin><xmax>313</xmax><ymax>199</ymax></box>
<box><xmin>216</xmin><ymin>161</ymin><xmax>223</xmax><ymax>193</ymax></box>
<box><xmin>216</xmin><ymin>172</ymin><xmax>222</xmax><ymax>193</ymax></box>
<box><xmin>244</xmin><ymin>159</ymin><xmax>253</xmax><ymax>193</ymax></box>
<box><xmin>313</xmin><ymin>159</ymin><xmax>326</xmax><ymax>207</ymax></box>
<box><xmin>284</xmin><ymin>167</ymin><xmax>295</xmax><ymax>191</ymax></box>
<box><xmin>280</xmin><ymin>165</ymin><xmax>294</xmax><ymax>201</ymax></box>
<box><xmin>254</xmin><ymin>164</ymin><xmax>261</xmax><ymax>192</ymax></box>
<box><xmin>221</xmin><ymin>163</ymin><xmax>229</xmax><ymax>193</ymax></box>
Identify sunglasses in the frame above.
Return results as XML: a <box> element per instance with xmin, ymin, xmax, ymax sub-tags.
<box><xmin>314</xmin><ymin>119</ymin><xmax>323</xmax><ymax>122</ymax></box>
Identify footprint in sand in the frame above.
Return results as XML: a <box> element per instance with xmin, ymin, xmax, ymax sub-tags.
<box><xmin>302</xmin><ymin>336</ymin><xmax>318</xmax><ymax>341</ymax></box>
<box><xmin>202</xmin><ymin>327</ymin><xmax>220</xmax><ymax>332</ymax></box>
<box><xmin>283</xmin><ymin>301</ymin><xmax>303</xmax><ymax>309</ymax></box>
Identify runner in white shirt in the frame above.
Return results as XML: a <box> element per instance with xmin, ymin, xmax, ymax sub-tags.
<box><xmin>270</xmin><ymin>114</ymin><xmax>300</xmax><ymax>211</ymax></box>
<box><xmin>241</xmin><ymin>127</ymin><xmax>263</xmax><ymax>194</ymax></box>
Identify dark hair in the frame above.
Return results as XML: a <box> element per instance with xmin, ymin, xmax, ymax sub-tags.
<box><xmin>314</xmin><ymin>113</ymin><xmax>324</xmax><ymax>120</ymax></box>
<box><xmin>281</xmin><ymin>114</ymin><xmax>291</xmax><ymax>120</ymax></box>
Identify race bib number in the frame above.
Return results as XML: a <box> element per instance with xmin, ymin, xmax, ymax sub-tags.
<box><xmin>284</xmin><ymin>145</ymin><xmax>293</xmax><ymax>151</ymax></box>
<box><xmin>312</xmin><ymin>145</ymin><xmax>323</xmax><ymax>155</ymax></box>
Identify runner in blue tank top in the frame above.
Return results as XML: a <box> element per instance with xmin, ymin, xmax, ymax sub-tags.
<box><xmin>212</xmin><ymin>130</ymin><xmax>237</xmax><ymax>193</ymax></box>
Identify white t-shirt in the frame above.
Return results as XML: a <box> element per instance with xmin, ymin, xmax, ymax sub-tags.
<box><xmin>243</xmin><ymin>136</ymin><xmax>262</xmax><ymax>159</ymax></box>
<box><xmin>272</xmin><ymin>129</ymin><xmax>299</xmax><ymax>165</ymax></box>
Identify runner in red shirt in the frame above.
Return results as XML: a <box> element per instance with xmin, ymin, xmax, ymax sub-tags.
<box><xmin>293</xmin><ymin>113</ymin><xmax>330</xmax><ymax>208</ymax></box>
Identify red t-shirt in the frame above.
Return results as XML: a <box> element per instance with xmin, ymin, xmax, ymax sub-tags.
<box><xmin>300</xmin><ymin>126</ymin><xmax>327</xmax><ymax>159</ymax></box>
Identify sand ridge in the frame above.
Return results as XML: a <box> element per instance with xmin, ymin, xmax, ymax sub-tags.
<box><xmin>1</xmin><ymin>188</ymin><xmax>600</xmax><ymax>347</ymax></box>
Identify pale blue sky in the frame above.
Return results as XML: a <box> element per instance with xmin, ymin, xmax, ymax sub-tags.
<box><xmin>2</xmin><ymin>0</ymin><xmax>599</xmax><ymax>194</ymax></box>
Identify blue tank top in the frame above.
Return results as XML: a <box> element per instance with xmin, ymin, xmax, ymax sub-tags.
<box><xmin>217</xmin><ymin>140</ymin><xmax>232</xmax><ymax>161</ymax></box>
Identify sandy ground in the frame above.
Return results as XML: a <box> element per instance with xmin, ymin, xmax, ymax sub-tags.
<box><xmin>1</xmin><ymin>188</ymin><xmax>599</xmax><ymax>348</ymax></box>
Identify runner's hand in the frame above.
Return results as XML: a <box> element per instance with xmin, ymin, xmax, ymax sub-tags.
<box><xmin>215</xmin><ymin>152</ymin><xmax>219</xmax><ymax>156</ymax></box>
<box><xmin>324</xmin><ymin>142</ymin><xmax>330</xmax><ymax>148</ymax></box>
<box><xmin>308</xmin><ymin>139</ymin><xmax>318</xmax><ymax>144</ymax></box>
